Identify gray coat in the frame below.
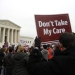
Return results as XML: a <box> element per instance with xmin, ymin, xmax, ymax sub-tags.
<box><xmin>12</xmin><ymin>52</ymin><xmax>29</xmax><ymax>75</ymax></box>
<box><xmin>41</xmin><ymin>49</ymin><xmax>48</xmax><ymax>61</ymax></box>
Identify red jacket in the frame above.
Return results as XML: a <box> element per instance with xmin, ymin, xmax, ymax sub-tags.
<box><xmin>48</xmin><ymin>48</ymin><xmax>53</xmax><ymax>59</ymax></box>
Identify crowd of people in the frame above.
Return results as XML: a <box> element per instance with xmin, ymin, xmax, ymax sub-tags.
<box><xmin>0</xmin><ymin>32</ymin><xmax>75</xmax><ymax>75</ymax></box>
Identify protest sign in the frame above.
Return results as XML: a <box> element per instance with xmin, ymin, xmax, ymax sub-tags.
<box><xmin>35</xmin><ymin>14</ymin><xmax>72</xmax><ymax>44</ymax></box>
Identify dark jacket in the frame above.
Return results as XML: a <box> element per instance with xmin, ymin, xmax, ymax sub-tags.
<box><xmin>41</xmin><ymin>49</ymin><xmax>48</xmax><ymax>61</ymax></box>
<box><xmin>12</xmin><ymin>52</ymin><xmax>29</xmax><ymax>75</ymax></box>
<box><xmin>0</xmin><ymin>58</ymin><xmax>2</xmax><ymax>74</ymax></box>
<box><xmin>27</xmin><ymin>47</ymin><xmax>75</xmax><ymax>75</ymax></box>
<box><xmin>3</xmin><ymin>52</ymin><xmax>13</xmax><ymax>75</ymax></box>
<box><xmin>54</xmin><ymin>49</ymin><xmax>62</xmax><ymax>56</ymax></box>
<box><xmin>0</xmin><ymin>51</ymin><xmax>4</xmax><ymax>74</ymax></box>
<box><xmin>4</xmin><ymin>52</ymin><xmax>13</xmax><ymax>66</ymax></box>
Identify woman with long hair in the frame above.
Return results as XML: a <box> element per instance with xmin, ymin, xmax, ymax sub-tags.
<box><xmin>12</xmin><ymin>46</ymin><xmax>29</xmax><ymax>75</ymax></box>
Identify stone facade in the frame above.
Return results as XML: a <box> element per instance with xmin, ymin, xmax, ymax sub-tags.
<box><xmin>0</xmin><ymin>20</ymin><xmax>21</xmax><ymax>47</ymax></box>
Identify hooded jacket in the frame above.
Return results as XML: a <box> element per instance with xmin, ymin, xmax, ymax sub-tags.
<box><xmin>12</xmin><ymin>52</ymin><xmax>29</xmax><ymax>75</ymax></box>
<box><xmin>0</xmin><ymin>51</ymin><xmax>4</xmax><ymax>74</ymax></box>
<box><xmin>27</xmin><ymin>47</ymin><xmax>75</xmax><ymax>75</ymax></box>
<box><xmin>41</xmin><ymin>49</ymin><xmax>48</xmax><ymax>61</ymax></box>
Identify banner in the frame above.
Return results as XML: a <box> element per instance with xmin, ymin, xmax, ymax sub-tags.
<box><xmin>20</xmin><ymin>40</ymin><xmax>26</xmax><ymax>46</ymax></box>
<box><xmin>35</xmin><ymin>14</ymin><xmax>72</xmax><ymax>44</ymax></box>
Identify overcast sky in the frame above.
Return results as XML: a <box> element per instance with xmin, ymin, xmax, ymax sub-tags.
<box><xmin>0</xmin><ymin>0</ymin><xmax>75</xmax><ymax>38</ymax></box>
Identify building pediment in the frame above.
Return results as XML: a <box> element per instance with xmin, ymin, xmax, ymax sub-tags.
<box><xmin>0</xmin><ymin>20</ymin><xmax>21</xmax><ymax>29</ymax></box>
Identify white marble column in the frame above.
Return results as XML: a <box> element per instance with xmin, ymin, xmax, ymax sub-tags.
<box><xmin>7</xmin><ymin>28</ymin><xmax>10</xmax><ymax>43</ymax></box>
<box><xmin>15</xmin><ymin>30</ymin><xmax>17</xmax><ymax>43</ymax></box>
<box><xmin>2</xmin><ymin>28</ymin><xmax>5</xmax><ymax>43</ymax></box>
<box><xmin>18</xmin><ymin>30</ymin><xmax>20</xmax><ymax>43</ymax></box>
<box><xmin>11</xmin><ymin>29</ymin><xmax>13</xmax><ymax>44</ymax></box>
<box><xmin>0</xmin><ymin>27</ymin><xmax>1</xmax><ymax>42</ymax></box>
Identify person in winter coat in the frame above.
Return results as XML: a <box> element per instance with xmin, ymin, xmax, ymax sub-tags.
<box><xmin>41</xmin><ymin>45</ymin><xmax>48</xmax><ymax>61</ymax></box>
<box><xmin>27</xmin><ymin>32</ymin><xmax>75</xmax><ymax>75</ymax></box>
<box><xmin>12</xmin><ymin>46</ymin><xmax>29</xmax><ymax>75</ymax></box>
<box><xmin>4</xmin><ymin>46</ymin><xmax>14</xmax><ymax>75</ymax></box>
<box><xmin>54</xmin><ymin>45</ymin><xmax>62</xmax><ymax>56</ymax></box>
<box><xmin>0</xmin><ymin>51</ymin><xmax>4</xmax><ymax>75</ymax></box>
<box><xmin>47</xmin><ymin>44</ymin><xmax>53</xmax><ymax>60</ymax></box>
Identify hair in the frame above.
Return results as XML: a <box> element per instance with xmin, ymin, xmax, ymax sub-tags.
<box><xmin>17</xmin><ymin>46</ymin><xmax>24</xmax><ymax>52</ymax></box>
<box><xmin>59</xmin><ymin>32</ymin><xmax>75</xmax><ymax>48</ymax></box>
<box><xmin>9</xmin><ymin>47</ymin><xmax>13</xmax><ymax>52</ymax></box>
<box><xmin>47</xmin><ymin>44</ymin><xmax>52</xmax><ymax>48</ymax></box>
<box><xmin>0</xmin><ymin>48</ymin><xmax>5</xmax><ymax>52</ymax></box>
<box><xmin>15</xmin><ymin>45</ymin><xmax>21</xmax><ymax>52</ymax></box>
<box><xmin>4</xmin><ymin>48</ymin><xmax>9</xmax><ymax>53</ymax></box>
<box><xmin>43</xmin><ymin>45</ymin><xmax>47</xmax><ymax>49</ymax></box>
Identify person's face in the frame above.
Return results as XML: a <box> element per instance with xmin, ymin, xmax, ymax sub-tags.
<box><xmin>53</xmin><ymin>46</ymin><xmax>56</xmax><ymax>50</ymax></box>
